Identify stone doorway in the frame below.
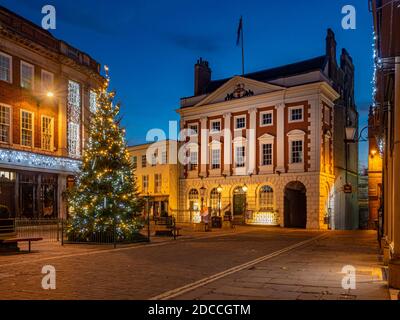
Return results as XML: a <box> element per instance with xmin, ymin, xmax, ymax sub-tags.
<box><xmin>284</xmin><ymin>181</ymin><xmax>307</xmax><ymax>228</ymax></box>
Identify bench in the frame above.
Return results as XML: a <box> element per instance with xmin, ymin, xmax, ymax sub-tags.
<box><xmin>1</xmin><ymin>237</ymin><xmax>43</xmax><ymax>252</ymax></box>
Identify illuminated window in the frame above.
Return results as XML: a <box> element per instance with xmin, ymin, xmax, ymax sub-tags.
<box><xmin>262</xmin><ymin>143</ymin><xmax>272</xmax><ymax>166</ymax></box>
<box><xmin>0</xmin><ymin>52</ymin><xmax>12</xmax><ymax>83</ymax></box>
<box><xmin>41</xmin><ymin>70</ymin><xmax>54</xmax><ymax>92</ymax></box>
<box><xmin>209</xmin><ymin>188</ymin><xmax>220</xmax><ymax>214</ymax></box>
<box><xmin>154</xmin><ymin>174</ymin><xmax>162</xmax><ymax>193</ymax></box>
<box><xmin>142</xmin><ymin>175</ymin><xmax>149</xmax><ymax>193</ymax></box>
<box><xmin>131</xmin><ymin>156</ymin><xmax>137</xmax><ymax>169</ymax></box>
<box><xmin>259</xmin><ymin>185</ymin><xmax>274</xmax><ymax>211</ymax></box>
<box><xmin>67</xmin><ymin>80</ymin><xmax>81</xmax><ymax>157</ymax></box>
<box><xmin>141</xmin><ymin>155</ymin><xmax>147</xmax><ymax>168</ymax></box>
<box><xmin>89</xmin><ymin>90</ymin><xmax>97</xmax><ymax>113</ymax></box>
<box><xmin>20</xmin><ymin>61</ymin><xmax>34</xmax><ymax>90</ymax></box>
<box><xmin>21</xmin><ymin>110</ymin><xmax>33</xmax><ymax>147</ymax></box>
<box><xmin>0</xmin><ymin>104</ymin><xmax>10</xmax><ymax>143</ymax></box>
<box><xmin>41</xmin><ymin>116</ymin><xmax>54</xmax><ymax>151</ymax></box>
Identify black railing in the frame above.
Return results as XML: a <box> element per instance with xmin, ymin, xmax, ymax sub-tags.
<box><xmin>15</xmin><ymin>218</ymin><xmax>61</xmax><ymax>242</ymax></box>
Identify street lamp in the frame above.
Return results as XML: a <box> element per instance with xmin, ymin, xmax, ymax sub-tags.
<box><xmin>199</xmin><ymin>185</ymin><xmax>206</xmax><ymax>210</ymax></box>
<box><xmin>242</xmin><ymin>184</ymin><xmax>248</xmax><ymax>193</ymax></box>
<box><xmin>217</xmin><ymin>184</ymin><xmax>222</xmax><ymax>217</ymax></box>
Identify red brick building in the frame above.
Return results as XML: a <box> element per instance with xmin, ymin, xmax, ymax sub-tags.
<box><xmin>0</xmin><ymin>6</ymin><xmax>103</xmax><ymax>219</ymax></box>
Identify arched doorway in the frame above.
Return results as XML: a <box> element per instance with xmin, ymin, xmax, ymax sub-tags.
<box><xmin>284</xmin><ymin>181</ymin><xmax>307</xmax><ymax>228</ymax></box>
<box><xmin>233</xmin><ymin>186</ymin><xmax>247</xmax><ymax>219</ymax></box>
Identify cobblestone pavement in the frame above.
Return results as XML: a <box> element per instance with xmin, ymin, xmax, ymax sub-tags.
<box><xmin>0</xmin><ymin>227</ymin><xmax>388</xmax><ymax>300</ymax></box>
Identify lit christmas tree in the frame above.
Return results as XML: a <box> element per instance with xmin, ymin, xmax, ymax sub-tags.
<box><xmin>66</xmin><ymin>71</ymin><xmax>144</xmax><ymax>242</ymax></box>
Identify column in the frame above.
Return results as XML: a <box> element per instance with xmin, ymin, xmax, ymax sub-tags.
<box><xmin>248</xmin><ymin>107</ymin><xmax>257</xmax><ymax>174</ymax></box>
<box><xmin>200</xmin><ymin>116</ymin><xmax>208</xmax><ymax>176</ymax></box>
<box><xmin>223</xmin><ymin>113</ymin><xmax>232</xmax><ymax>176</ymax></box>
<box><xmin>392</xmin><ymin>56</ymin><xmax>400</xmax><ymax>258</ymax></box>
<box><xmin>275</xmin><ymin>103</ymin><xmax>285</xmax><ymax>172</ymax></box>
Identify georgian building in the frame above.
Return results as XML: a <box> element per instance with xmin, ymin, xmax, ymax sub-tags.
<box><xmin>128</xmin><ymin>140</ymin><xmax>179</xmax><ymax>218</ymax></box>
<box><xmin>177</xmin><ymin>29</ymin><xmax>358</xmax><ymax>230</ymax></box>
<box><xmin>0</xmin><ymin>6</ymin><xmax>103</xmax><ymax>219</ymax></box>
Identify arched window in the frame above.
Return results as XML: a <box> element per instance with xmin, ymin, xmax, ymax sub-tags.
<box><xmin>209</xmin><ymin>188</ymin><xmax>219</xmax><ymax>215</ymax></box>
<box><xmin>259</xmin><ymin>185</ymin><xmax>274</xmax><ymax>211</ymax></box>
<box><xmin>189</xmin><ymin>189</ymin><xmax>199</xmax><ymax>200</ymax></box>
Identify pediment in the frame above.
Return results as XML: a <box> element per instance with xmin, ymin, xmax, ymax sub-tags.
<box><xmin>258</xmin><ymin>133</ymin><xmax>275</xmax><ymax>141</ymax></box>
<box><xmin>194</xmin><ymin>76</ymin><xmax>285</xmax><ymax>107</ymax></box>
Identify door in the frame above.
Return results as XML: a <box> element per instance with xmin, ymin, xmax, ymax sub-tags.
<box><xmin>284</xmin><ymin>182</ymin><xmax>307</xmax><ymax>228</ymax></box>
<box><xmin>233</xmin><ymin>187</ymin><xmax>246</xmax><ymax>216</ymax></box>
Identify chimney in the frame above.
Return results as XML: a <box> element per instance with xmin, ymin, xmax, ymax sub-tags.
<box><xmin>326</xmin><ymin>28</ymin><xmax>337</xmax><ymax>62</ymax></box>
<box><xmin>194</xmin><ymin>58</ymin><xmax>211</xmax><ymax>96</ymax></box>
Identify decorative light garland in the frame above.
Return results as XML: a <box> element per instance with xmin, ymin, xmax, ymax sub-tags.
<box><xmin>0</xmin><ymin>149</ymin><xmax>81</xmax><ymax>172</ymax></box>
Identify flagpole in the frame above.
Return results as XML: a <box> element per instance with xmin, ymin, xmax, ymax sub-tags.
<box><xmin>241</xmin><ymin>17</ymin><xmax>245</xmax><ymax>75</ymax></box>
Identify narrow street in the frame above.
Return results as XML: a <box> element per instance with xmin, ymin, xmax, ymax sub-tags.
<box><xmin>0</xmin><ymin>227</ymin><xmax>389</xmax><ymax>300</ymax></box>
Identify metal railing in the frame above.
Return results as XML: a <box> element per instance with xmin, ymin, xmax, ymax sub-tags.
<box><xmin>15</xmin><ymin>218</ymin><xmax>61</xmax><ymax>242</ymax></box>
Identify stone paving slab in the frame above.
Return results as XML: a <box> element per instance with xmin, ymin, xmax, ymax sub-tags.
<box><xmin>174</xmin><ymin>231</ymin><xmax>389</xmax><ymax>300</ymax></box>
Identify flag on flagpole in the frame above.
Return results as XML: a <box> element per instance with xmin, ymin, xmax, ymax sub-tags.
<box><xmin>236</xmin><ymin>16</ymin><xmax>243</xmax><ymax>46</ymax></box>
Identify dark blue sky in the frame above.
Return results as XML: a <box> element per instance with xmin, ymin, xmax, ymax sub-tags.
<box><xmin>2</xmin><ymin>0</ymin><xmax>372</xmax><ymax>167</ymax></box>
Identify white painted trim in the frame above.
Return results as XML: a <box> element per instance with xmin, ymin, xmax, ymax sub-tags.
<box><xmin>41</xmin><ymin>115</ymin><xmax>55</xmax><ymax>151</ymax></box>
<box><xmin>20</xmin><ymin>109</ymin><xmax>34</xmax><ymax>148</ymax></box>
<box><xmin>288</xmin><ymin>105</ymin><xmax>304</xmax><ymax>123</ymax></box>
<box><xmin>41</xmin><ymin>69</ymin><xmax>54</xmax><ymax>93</ymax></box>
<box><xmin>210</xmin><ymin>119</ymin><xmax>222</xmax><ymax>134</ymax></box>
<box><xmin>188</xmin><ymin>123</ymin><xmax>199</xmax><ymax>137</ymax></box>
<box><xmin>260</xmin><ymin>110</ymin><xmax>274</xmax><ymax>127</ymax></box>
<box><xmin>0</xmin><ymin>51</ymin><xmax>12</xmax><ymax>84</ymax></box>
<box><xmin>287</xmin><ymin>129</ymin><xmax>305</xmax><ymax>172</ymax></box>
<box><xmin>234</xmin><ymin>115</ymin><xmax>246</xmax><ymax>131</ymax></box>
<box><xmin>0</xmin><ymin>103</ymin><xmax>12</xmax><ymax>145</ymax></box>
<box><xmin>20</xmin><ymin>60</ymin><xmax>35</xmax><ymax>90</ymax></box>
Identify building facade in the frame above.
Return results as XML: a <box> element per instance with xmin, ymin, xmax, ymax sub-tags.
<box><xmin>0</xmin><ymin>6</ymin><xmax>103</xmax><ymax>219</ymax></box>
<box><xmin>371</xmin><ymin>0</ymin><xmax>400</xmax><ymax>289</ymax></box>
<box><xmin>128</xmin><ymin>141</ymin><xmax>179</xmax><ymax>219</ymax></box>
<box><xmin>177</xmin><ymin>29</ymin><xmax>358</xmax><ymax>230</ymax></box>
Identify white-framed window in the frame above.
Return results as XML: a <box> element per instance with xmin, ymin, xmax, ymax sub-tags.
<box><xmin>235</xmin><ymin>116</ymin><xmax>246</xmax><ymax>130</ymax></box>
<box><xmin>291</xmin><ymin>140</ymin><xmax>303</xmax><ymax>164</ymax></box>
<box><xmin>41</xmin><ymin>115</ymin><xmax>54</xmax><ymax>151</ymax></box>
<box><xmin>287</xmin><ymin>130</ymin><xmax>305</xmax><ymax>171</ymax></box>
<box><xmin>68</xmin><ymin>122</ymin><xmax>80</xmax><ymax>156</ymax></box>
<box><xmin>211</xmin><ymin>148</ymin><xmax>221</xmax><ymax>169</ymax></box>
<box><xmin>161</xmin><ymin>151</ymin><xmax>168</xmax><ymax>164</ymax></box>
<box><xmin>288</xmin><ymin>106</ymin><xmax>304</xmax><ymax>123</ymax></box>
<box><xmin>260</xmin><ymin>110</ymin><xmax>273</xmax><ymax>126</ymax></box>
<box><xmin>20</xmin><ymin>110</ymin><xmax>34</xmax><ymax>147</ymax></box>
<box><xmin>142</xmin><ymin>175</ymin><xmax>149</xmax><ymax>193</ymax></box>
<box><xmin>141</xmin><ymin>155</ymin><xmax>147</xmax><ymax>168</ymax></box>
<box><xmin>20</xmin><ymin>61</ymin><xmax>34</xmax><ymax>90</ymax></box>
<box><xmin>210</xmin><ymin>119</ymin><xmax>221</xmax><ymax>133</ymax></box>
<box><xmin>0</xmin><ymin>104</ymin><xmax>11</xmax><ymax>143</ymax></box>
<box><xmin>188</xmin><ymin>123</ymin><xmax>198</xmax><ymax>136</ymax></box>
<box><xmin>259</xmin><ymin>185</ymin><xmax>274</xmax><ymax>211</ymax></box>
<box><xmin>262</xmin><ymin>143</ymin><xmax>273</xmax><ymax>166</ymax></box>
<box><xmin>189</xmin><ymin>150</ymin><xmax>198</xmax><ymax>171</ymax></box>
<box><xmin>41</xmin><ymin>70</ymin><xmax>54</xmax><ymax>93</ymax></box>
<box><xmin>131</xmin><ymin>156</ymin><xmax>137</xmax><ymax>169</ymax></box>
<box><xmin>235</xmin><ymin>145</ymin><xmax>245</xmax><ymax>167</ymax></box>
<box><xmin>324</xmin><ymin>105</ymin><xmax>331</xmax><ymax>125</ymax></box>
<box><xmin>89</xmin><ymin>90</ymin><xmax>97</xmax><ymax>113</ymax></box>
<box><xmin>0</xmin><ymin>52</ymin><xmax>12</xmax><ymax>83</ymax></box>
<box><xmin>151</xmin><ymin>152</ymin><xmax>157</xmax><ymax>166</ymax></box>
<box><xmin>154</xmin><ymin>173</ymin><xmax>162</xmax><ymax>193</ymax></box>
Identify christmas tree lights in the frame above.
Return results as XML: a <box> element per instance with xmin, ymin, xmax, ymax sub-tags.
<box><xmin>66</xmin><ymin>70</ymin><xmax>144</xmax><ymax>242</ymax></box>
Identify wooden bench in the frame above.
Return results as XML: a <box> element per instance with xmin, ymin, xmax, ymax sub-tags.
<box><xmin>1</xmin><ymin>237</ymin><xmax>43</xmax><ymax>252</ymax></box>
